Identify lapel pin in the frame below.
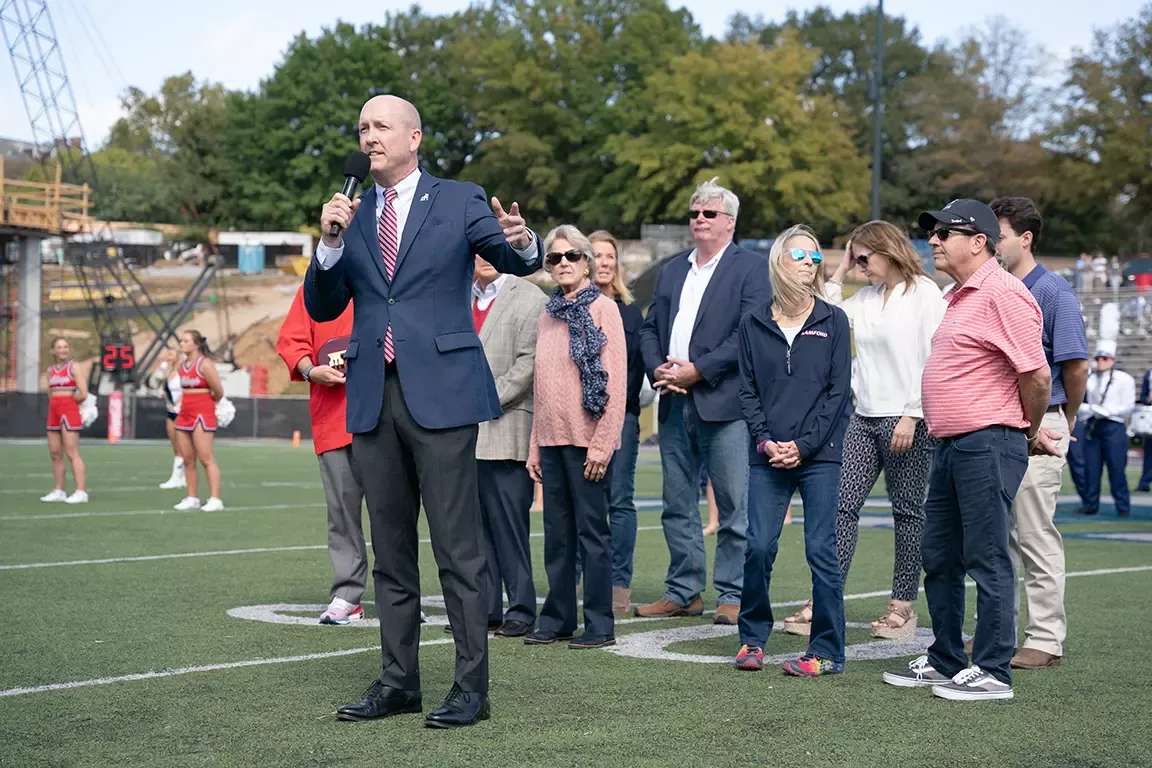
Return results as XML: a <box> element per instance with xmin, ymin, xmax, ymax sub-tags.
<box><xmin>420</xmin><ymin>193</ymin><xmax>429</xmax><ymax>202</ymax></box>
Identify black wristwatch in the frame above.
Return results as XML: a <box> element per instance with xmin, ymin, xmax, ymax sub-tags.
<box><xmin>302</xmin><ymin>364</ymin><xmax>315</xmax><ymax>382</ymax></box>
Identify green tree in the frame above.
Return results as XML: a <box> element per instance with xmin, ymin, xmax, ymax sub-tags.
<box><xmin>596</xmin><ymin>34</ymin><xmax>868</xmax><ymax>237</ymax></box>
<box><xmin>732</xmin><ymin>7</ymin><xmax>962</xmax><ymax>230</ymax></box>
<box><xmin>1053</xmin><ymin>3</ymin><xmax>1152</xmax><ymax>254</ymax></box>
<box><xmin>104</xmin><ymin>73</ymin><xmax>229</xmax><ymax>224</ymax></box>
<box><xmin>218</xmin><ymin>10</ymin><xmax>488</xmax><ymax>230</ymax></box>
<box><xmin>457</xmin><ymin>0</ymin><xmax>700</xmax><ymax>230</ymax></box>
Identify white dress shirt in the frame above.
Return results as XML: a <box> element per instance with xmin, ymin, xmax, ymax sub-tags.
<box><xmin>669</xmin><ymin>243</ymin><xmax>730</xmax><ymax>363</ymax></box>
<box><xmin>315</xmin><ymin>167</ymin><xmax>536</xmax><ymax>269</ymax></box>
<box><xmin>1081</xmin><ymin>368</ymin><xmax>1136</xmax><ymax>424</ymax></box>
<box><xmin>472</xmin><ymin>274</ymin><xmax>508</xmax><ymax>311</ymax></box>
<box><xmin>824</xmin><ymin>275</ymin><xmax>947</xmax><ymax>418</ymax></box>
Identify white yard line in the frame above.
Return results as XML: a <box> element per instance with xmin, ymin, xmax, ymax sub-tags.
<box><xmin>0</xmin><ymin>503</ymin><xmax>325</xmax><ymax>522</ymax></box>
<box><xmin>2</xmin><ymin>564</ymin><xmax>1148</xmax><ymax>699</ymax></box>
<box><xmin>0</xmin><ymin>527</ymin><xmax>666</xmax><ymax>570</ymax></box>
<box><xmin>0</xmin><ymin>640</ymin><xmax>453</xmax><ymax>698</ymax></box>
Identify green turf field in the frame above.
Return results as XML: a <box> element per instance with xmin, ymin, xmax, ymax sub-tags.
<box><xmin>1</xmin><ymin>441</ymin><xmax>1150</xmax><ymax>768</ymax></box>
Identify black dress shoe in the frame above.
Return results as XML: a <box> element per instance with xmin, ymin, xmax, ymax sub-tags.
<box><xmin>524</xmin><ymin>629</ymin><xmax>574</xmax><ymax>645</ymax></box>
<box><xmin>1118</xmin><ymin>510</ymin><xmax>1131</xmax><ymax>518</ymax></box>
<box><xmin>495</xmin><ymin>620</ymin><xmax>532</xmax><ymax>638</ymax></box>
<box><xmin>568</xmin><ymin>633</ymin><xmax>616</xmax><ymax>649</ymax></box>
<box><xmin>444</xmin><ymin>620</ymin><xmax>503</xmax><ymax>635</ymax></box>
<box><xmin>1076</xmin><ymin>507</ymin><xmax>1098</xmax><ymax>516</ymax></box>
<box><xmin>1137</xmin><ymin>486</ymin><xmax>1150</xmax><ymax>493</ymax></box>
<box><xmin>424</xmin><ymin>683</ymin><xmax>490</xmax><ymax>729</ymax></box>
<box><xmin>336</xmin><ymin>680</ymin><xmax>422</xmax><ymax>721</ymax></box>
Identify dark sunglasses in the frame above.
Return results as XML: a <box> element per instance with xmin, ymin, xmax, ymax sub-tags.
<box><xmin>545</xmin><ymin>250</ymin><xmax>586</xmax><ymax>266</ymax></box>
<box><xmin>688</xmin><ymin>209</ymin><xmax>726</xmax><ymax>220</ymax></box>
<box><xmin>930</xmin><ymin>226</ymin><xmax>979</xmax><ymax>241</ymax></box>
<box><xmin>853</xmin><ymin>251</ymin><xmax>873</xmax><ymax>267</ymax></box>
<box><xmin>787</xmin><ymin>248</ymin><xmax>823</xmax><ymax>264</ymax></box>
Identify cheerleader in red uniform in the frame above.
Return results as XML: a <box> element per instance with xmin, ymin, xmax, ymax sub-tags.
<box><xmin>173</xmin><ymin>330</ymin><xmax>224</xmax><ymax>511</ymax></box>
<box><xmin>41</xmin><ymin>337</ymin><xmax>88</xmax><ymax>504</ymax></box>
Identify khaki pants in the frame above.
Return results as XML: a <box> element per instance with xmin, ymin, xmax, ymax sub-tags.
<box><xmin>1010</xmin><ymin>409</ymin><xmax>1070</xmax><ymax>656</ymax></box>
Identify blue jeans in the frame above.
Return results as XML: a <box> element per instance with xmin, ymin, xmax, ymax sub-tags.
<box><xmin>1066</xmin><ymin>420</ymin><xmax>1089</xmax><ymax>499</ymax></box>
<box><xmin>609</xmin><ymin>412</ymin><xmax>640</xmax><ymax>587</ymax></box>
<box><xmin>1082</xmin><ymin>419</ymin><xmax>1131</xmax><ymax>514</ymax></box>
<box><xmin>922</xmin><ymin>427</ymin><xmax>1028</xmax><ymax>686</ymax></box>
<box><xmin>658</xmin><ymin>395</ymin><xmax>748</xmax><ymax>607</ymax></box>
<box><xmin>738</xmin><ymin>462</ymin><xmax>846</xmax><ymax>663</ymax></box>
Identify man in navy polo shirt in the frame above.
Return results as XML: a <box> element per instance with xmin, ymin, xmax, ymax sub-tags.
<box><xmin>992</xmin><ymin>197</ymin><xmax>1089</xmax><ymax>670</ymax></box>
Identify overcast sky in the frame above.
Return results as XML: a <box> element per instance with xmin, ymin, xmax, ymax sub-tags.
<box><xmin>0</xmin><ymin>0</ymin><xmax>1142</xmax><ymax>145</ymax></box>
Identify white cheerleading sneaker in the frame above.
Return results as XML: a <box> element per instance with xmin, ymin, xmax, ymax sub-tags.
<box><xmin>174</xmin><ymin>496</ymin><xmax>201</xmax><ymax>511</ymax></box>
<box><xmin>64</xmin><ymin>490</ymin><xmax>89</xmax><ymax>504</ymax></box>
<box><xmin>40</xmin><ymin>489</ymin><xmax>67</xmax><ymax>503</ymax></box>
<box><xmin>201</xmin><ymin>497</ymin><xmax>225</xmax><ymax>512</ymax></box>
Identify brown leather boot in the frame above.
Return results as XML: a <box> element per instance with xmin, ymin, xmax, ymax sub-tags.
<box><xmin>1011</xmin><ymin>648</ymin><xmax>1062</xmax><ymax>669</ymax></box>
<box><xmin>612</xmin><ymin>586</ymin><xmax>632</xmax><ymax>614</ymax></box>
<box><xmin>634</xmin><ymin>595</ymin><xmax>705</xmax><ymax>618</ymax></box>
<box><xmin>713</xmin><ymin>604</ymin><xmax>739</xmax><ymax>625</ymax></box>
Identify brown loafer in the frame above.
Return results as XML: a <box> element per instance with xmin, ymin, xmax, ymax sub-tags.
<box><xmin>1011</xmin><ymin>648</ymin><xmax>1062</xmax><ymax>669</ymax></box>
<box><xmin>713</xmin><ymin>604</ymin><xmax>739</xmax><ymax>625</ymax></box>
<box><xmin>634</xmin><ymin>596</ymin><xmax>704</xmax><ymax>618</ymax></box>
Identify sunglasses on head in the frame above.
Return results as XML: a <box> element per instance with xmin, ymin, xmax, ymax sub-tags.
<box><xmin>545</xmin><ymin>250</ymin><xmax>585</xmax><ymax>266</ymax></box>
<box><xmin>931</xmin><ymin>226</ymin><xmax>979</xmax><ymax>241</ymax></box>
<box><xmin>787</xmin><ymin>248</ymin><xmax>823</xmax><ymax>264</ymax></box>
<box><xmin>688</xmin><ymin>209</ymin><xmax>725</xmax><ymax>220</ymax></box>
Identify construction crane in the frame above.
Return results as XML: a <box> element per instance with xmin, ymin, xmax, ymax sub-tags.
<box><xmin>2</xmin><ymin>0</ymin><xmax>221</xmax><ymax>391</ymax></box>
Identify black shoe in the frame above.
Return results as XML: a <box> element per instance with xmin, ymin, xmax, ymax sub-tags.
<box><xmin>524</xmin><ymin>629</ymin><xmax>575</xmax><ymax>645</ymax></box>
<box><xmin>495</xmin><ymin>620</ymin><xmax>532</xmax><ymax>638</ymax></box>
<box><xmin>568</xmin><ymin>634</ymin><xmax>616</xmax><ymax>650</ymax></box>
<box><xmin>424</xmin><ymin>683</ymin><xmax>490</xmax><ymax>729</ymax></box>
<box><xmin>444</xmin><ymin>620</ymin><xmax>503</xmax><ymax>635</ymax></box>
<box><xmin>336</xmin><ymin>681</ymin><xmax>422</xmax><ymax>721</ymax></box>
<box><xmin>1118</xmin><ymin>510</ymin><xmax>1131</xmax><ymax>518</ymax></box>
<box><xmin>1137</xmin><ymin>486</ymin><xmax>1150</xmax><ymax>493</ymax></box>
<box><xmin>1076</xmin><ymin>507</ymin><xmax>1098</xmax><ymax>516</ymax></box>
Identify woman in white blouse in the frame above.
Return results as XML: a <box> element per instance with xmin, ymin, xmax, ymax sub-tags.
<box><xmin>782</xmin><ymin>221</ymin><xmax>946</xmax><ymax>640</ymax></box>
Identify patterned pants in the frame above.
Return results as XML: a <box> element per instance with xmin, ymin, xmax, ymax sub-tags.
<box><xmin>836</xmin><ymin>415</ymin><xmax>934</xmax><ymax>601</ymax></box>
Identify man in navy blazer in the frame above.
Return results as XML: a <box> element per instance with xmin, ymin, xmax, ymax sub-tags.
<box><xmin>636</xmin><ymin>179</ymin><xmax>771</xmax><ymax>625</ymax></box>
<box><xmin>305</xmin><ymin>95</ymin><xmax>542</xmax><ymax>729</ymax></box>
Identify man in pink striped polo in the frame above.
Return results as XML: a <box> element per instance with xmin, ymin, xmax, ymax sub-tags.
<box><xmin>881</xmin><ymin>199</ymin><xmax>1064</xmax><ymax>702</ymax></box>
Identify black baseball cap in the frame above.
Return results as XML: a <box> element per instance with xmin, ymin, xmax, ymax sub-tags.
<box><xmin>918</xmin><ymin>199</ymin><xmax>1000</xmax><ymax>242</ymax></box>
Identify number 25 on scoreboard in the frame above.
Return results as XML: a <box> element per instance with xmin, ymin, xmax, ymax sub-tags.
<box><xmin>102</xmin><ymin>343</ymin><xmax>135</xmax><ymax>372</ymax></box>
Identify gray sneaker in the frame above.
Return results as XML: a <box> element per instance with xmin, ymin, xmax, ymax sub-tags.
<box><xmin>932</xmin><ymin>665</ymin><xmax>1013</xmax><ymax>701</ymax></box>
<box><xmin>883</xmin><ymin>655</ymin><xmax>951</xmax><ymax>688</ymax></box>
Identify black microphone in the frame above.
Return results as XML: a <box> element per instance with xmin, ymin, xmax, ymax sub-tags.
<box><xmin>329</xmin><ymin>151</ymin><xmax>372</xmax><ymax>238</ymax></box>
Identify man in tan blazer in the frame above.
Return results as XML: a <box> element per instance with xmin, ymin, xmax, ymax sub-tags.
<box><xmin>472</xmin><ymin>256</ymin><xmax>548</xmax><ymax>638</ymax></box>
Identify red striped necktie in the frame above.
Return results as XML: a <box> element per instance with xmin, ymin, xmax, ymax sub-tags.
<box><xmin>378</xmin><ymin>187</ymin><xmax>399</xmax><ymax>362</ymax></box>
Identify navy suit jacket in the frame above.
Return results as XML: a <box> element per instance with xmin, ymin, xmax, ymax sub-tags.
<box><xmin>640</xmin><ymin>242</ymin><xmax>772</xmax><ymax>424</ymax></box>
<box><xmin>304</xmin><ymin>172</ymin><xmax>542</xmax><ymax>433</ymax></box>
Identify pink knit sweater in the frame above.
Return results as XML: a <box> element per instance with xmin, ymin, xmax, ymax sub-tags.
<box><xmin>529</xmin><ymin>292</ymin><xmax>627</xmax><ymax>466</ymax></box>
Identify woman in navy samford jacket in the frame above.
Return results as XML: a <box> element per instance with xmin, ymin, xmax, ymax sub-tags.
<box><xmin>734</xmin><ymin>224</ymin><xmax>852</xmax><ymax>677</ymax></box>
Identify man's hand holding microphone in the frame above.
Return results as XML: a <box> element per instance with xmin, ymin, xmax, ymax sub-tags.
<box><xmin>321</xmin><ymin>151</ymin><xmax>372</xmax><ymax>248</ymax></box>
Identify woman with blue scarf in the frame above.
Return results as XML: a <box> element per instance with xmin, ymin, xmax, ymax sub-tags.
<box><xmin>524</xmin><ymin>225</ymin><xmax>627</xmax><ymax>650</ymax></box>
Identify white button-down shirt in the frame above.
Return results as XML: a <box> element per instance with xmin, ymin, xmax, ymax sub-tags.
<box><xmin>824</xmin><ymin>276</ymin><xmax>947</xmax><ymax>418</ymax></box>
<box><xmin>315</xmin><ymin>167</ymin><xmax>536</xmax><ymax>269</ymax></box>
<box><xmin>472</xmin><ymin>274</ymin><xmax>508</xmax><ymax>311</ymax></box>
<box><xmin>1082</xmin><ymin>368</ymin><xmax>1136</xmax><ymax>424</ymax></box>
<box><xmin>669</xmin><ymin>243</ymin><xmax>730</xmax><ymax>363</ymax></box>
